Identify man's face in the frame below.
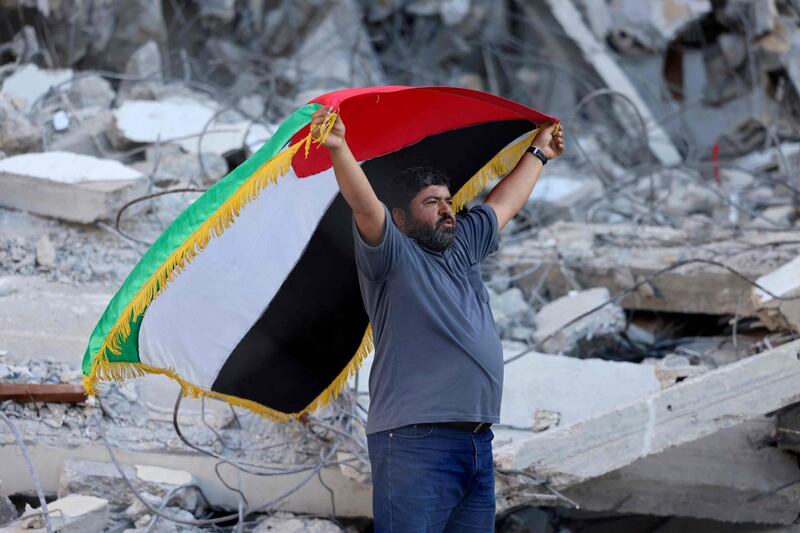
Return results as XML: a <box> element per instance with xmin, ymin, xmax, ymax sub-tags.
<box><xmin>396</xmin><ymin>184</ymin><xmax>456</xmax><ymax>252</ymax></box>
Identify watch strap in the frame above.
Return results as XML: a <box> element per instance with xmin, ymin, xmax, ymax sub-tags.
<box><xmin>526</xmin><ymin>145</ymin><xmax>549</xmax><ymax>165</ymax></box>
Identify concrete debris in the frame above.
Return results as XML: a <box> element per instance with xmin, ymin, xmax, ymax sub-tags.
<box><xmin>502</xmin><ymin>221</ymin><xmax>800</xmax><ymax>316</ymax></box>
<box><xmin>605</xmin><ymin>0</ymin><xmax>712</xmax><ymax>54</ymax></box>
<box><xmin>652</xmin><ymin>353</ymin><xmax>711</xmax><ymax>388</ymax></box>
<box><xmin>752</xmin><ymin>255</ymin><xmax>800</xmax><ymax>334</ymax></box>
<box><xmin>532</xmin><ymin>287</ymin><xmax>626</xmax><ymax>356</ymax></box>
<box><xmin>495</xmin><ymin>339</ymin><xmax>800</xmax><ymax>490</ymax></box>
<box><xmin>58</xmin><ymin>460</ymin><xmax>203</xmax><ymax>513</ymax></box>
<box><xmin>252</xmin><ymin>511</ymin><xmax>344</xmax><ymax>533</ymax></box>
<box><xmin>538</xmin><ymin>0</ymin><xmax>683</xmax><ymax>165</ymax></box>
<box><xmin>7</xmin><ymin>494</ymin><xmax>109</xmax><ymax>533</ymax></box>
<box><xmin>531</xmin><ymin>409</ymin><xmax>561</xmax><ymax>433</ymax></box>
<box><xmin>552</xmin><ymin>418</ymin><xmax>800</xmax><ymax>525</ymax></box>
<box><xmin>0</xmin><ymin>494</ymin><xmax>16</xmax><ymax>527</ymax></box>
<box><xmin>134</xmin><ymin>145</ymin><xmax>228</xmax><ymax>187</ymax></box>
<box><xmin>499</xmin><ymin>342</ymin><xmax>660</xmax><ymax>432</ymax></box>
<box><xmin>0</xmin><ymin>94</ymin><xmax>40</xmax><ymax>155</ymax></box>
<box><xmin>0</xmin><ymin>64</ymin><xmax>72</xmax><ymax>113</ymax></box>
<box><xmin>34</xmin><ymin>234</ymin><xmax>56</xmax><ymax>270</ymax></box>
<box><xmin>526</xmin><ymin>167</ymin><xmax>604</xmax><ymax>224</ymax></box>
<box><xmin>0</xmin><ymin>152</ymin><xmax>147</xmax><ymax>223</ymax></box>
<box><xmin>111</xmin><ymin>99</ymin><xmax>250</xmax><ymax>155</ymax></box>
<box><xmin>67</xmin><ymin>75</ymin><xmax>116</xmax><ymax>110</ymax></box>
<box><xmin>0</xmin><ymin>0</ymin><xmax>798</xmax><ymax>529</ymax></box>
<box><xmin>291</xmin><ymin>0</ymin><xmax>386</xmax><ymax>90</ymax></box>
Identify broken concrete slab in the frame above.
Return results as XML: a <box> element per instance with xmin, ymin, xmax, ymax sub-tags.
<box><xmin>499</xmin><ymin>342</ymin><xmax>661</xmax><ymax>432</ymax></box>
<box><xmin>111</xmin><ymin>99</ymin><xmax>250</xmax><ymax>155</ymax></box>
<box><xmin>504</xmin><ymin>418</ymin><xmax>800</xmax><ymax>525</ymax></box>
<box><xmin>0</xmin><ymin>94</ymin><xmax>40</xmax><ymax>155</ymax></box>
<box><xmin>3</xmin><ymin>494</ymin><xmax>109</xmax><ymax>533</ymax></box>
<box><xmin>752</xmin><ymin>255</ymin><xmax>800</xmax><ymax>334</ymax></box>
<box><xmin>501</xmin><ymin>221</ymin><xmax>800</xmax><ymax>316</ymax></box>
<box><xmin>0</xmin><ymin>64</ymin><xmax>72</xmax><ymax>112</ymax></box>
<box><xmin>533</xmin><ymin>287</ymin><xmax>626</xmax><ymax>356</ymax></box>
<box><xmin>494</xmin><ymin>339</ymin><xmax>800</xmax><ymax>489</ymax></box>
<box><xmin>0</xmin><ymin>151</ymin><xmax>147</xmax><ymax>223</ymax></box>
<box><xmin>58</xmin><ymin>459</ymin><xmax>202</xmax><ymax>512</ymax></box>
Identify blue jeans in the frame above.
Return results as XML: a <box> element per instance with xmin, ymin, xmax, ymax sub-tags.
<box><xmin>367</xmin><ymin>423</ymin><xmax>496</xmax><ymax>532</ymax></box>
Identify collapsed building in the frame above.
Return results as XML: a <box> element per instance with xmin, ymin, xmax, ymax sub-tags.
<box><xmin>0</xmin><ymin>0</ymin><xmax>799</xmax><ymax>531</ymax></box>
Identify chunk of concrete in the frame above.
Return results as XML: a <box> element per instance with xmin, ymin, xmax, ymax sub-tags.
<box><xmin>0</xmin><ymin>151</ymin><xmax>147</xmax><ymax>223</ymax></box>
<box><xmin>654</xmin><ymin>353</ymin><xmax>711</xmax><ymax>388</ymax></box>
<box><xmin>533</xmin><ymin>287</ymin><xmax>626</xmax><ymax>355</ymax></box>
<box><xmin>111</xmin><ymin>99</ymin><xmax>250</xmax><ymax>155</ymax></box>
<box><xmin>67</xmin><ymin>75</ymin><xmax>116</xmax><ymax>109</ymax></box>
<box><xmin>58</xmin><ymin>460</ymin><xmax>202</xmax><ymax>512</ymax></box>
<box><xmin>495</xmin><ymin>339</ymin><xmax>800</xmax><ymax>490</ymax></box>
<box><xmin>502</xmin><ymin>221</ymin><xmax>800</xmax><ymax>316</ymax></box>
<box><xmin>0</xmin><ymin>94</ymin><xmax>40</xmax><ymax>154</ymax></box>
<box><xmin>0</xmin><ymin>64</ymin><xmax>73</xmax><ymax>112</ymax></box>
<box><xmin>752</xmin><ymin>256</ymin><xmax>800</xmax><ymax>334</ymax></box>
<box><xmin>9</xmin><ymin>494</ymin><xmax>109</xmax><ymax>533</ymax></box>
<box><xmin>133</xmin><ymin>145</ymin><xmax>228</xmax><ymax>187</ymax></box>
<box><xmin>500</xmin><ymin>342</ymin><xmax>660</xmax><ymax>431</ymax></box>
<box><xmin>527</xmin><ymin>171</ymin><xmax>603</xmax><ymax>223</ymax></box>
<box><xmin>253</xmin><ymin>511</ymin><xmax>344</xmax><ymax>532</ymax></box>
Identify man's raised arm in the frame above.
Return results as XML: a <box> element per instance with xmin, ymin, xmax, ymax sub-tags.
<box><xmin>485</xmin><ymin>122</ymin><xmax>565</xmax><ymax>231</ymax></box>
<box><xmin>311</xmin><ymin>106</ymin><xmax>385</xmax><ymax>246</ymax></box>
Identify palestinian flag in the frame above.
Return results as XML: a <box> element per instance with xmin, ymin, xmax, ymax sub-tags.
<box><xmin>82</xmin><ymin>86</ymin><xmax>556</xmax><ymax>421</ymax></box>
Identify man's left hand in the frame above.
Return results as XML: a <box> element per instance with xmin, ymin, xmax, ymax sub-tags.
<box><xmin>531</xmin><ymin>122</ymin><xmax>564</xmax><ymax>160</ymax></box>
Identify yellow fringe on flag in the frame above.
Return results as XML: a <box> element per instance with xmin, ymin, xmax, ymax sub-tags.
<box><xmin>451</xmin><ymin>128</ymin><xmax>540</xmax><ymax>211</ymax></box>
<box><xmin>84</xmin><ymin>115</ymin><xmax>545</xmax><ymax>422</ymax></box>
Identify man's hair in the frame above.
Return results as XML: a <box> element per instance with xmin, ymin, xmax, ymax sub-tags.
<box><xmin>389</xmin><ymin>166</ymin><xmax>451</xmax><ymax>211</ymax></box>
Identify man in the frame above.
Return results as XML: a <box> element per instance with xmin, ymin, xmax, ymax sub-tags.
<box><xmin>311</xmin><ymin>105</ymin><xmax>564</xmax><ymax>531</ymax></box>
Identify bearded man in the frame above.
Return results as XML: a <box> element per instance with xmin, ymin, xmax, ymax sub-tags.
<box><xmin>311</xmin><ymin>105</ymin><xmax>564</xmax><ymax>532</ymax></box>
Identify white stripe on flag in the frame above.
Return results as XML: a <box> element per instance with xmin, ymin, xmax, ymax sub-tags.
<box><xmin>139</xmin><ymin>167</ymin><xmax>339</xmax><ymax>388</ymax></box>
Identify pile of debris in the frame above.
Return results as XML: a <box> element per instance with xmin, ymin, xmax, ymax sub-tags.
<box><xmin>0</xmin><ymin>0</ymin><xmax>799</xmax><ymax>531</ymax></box>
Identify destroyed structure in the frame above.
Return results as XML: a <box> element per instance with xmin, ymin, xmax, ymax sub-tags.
<box><xmin>1</xmin><ymin>0</ymin><xmax>800</xmax><ymax>531</ymax></box>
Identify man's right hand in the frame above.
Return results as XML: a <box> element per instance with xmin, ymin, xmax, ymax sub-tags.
<box><xmin>311</xmin><ymin>106</ymin><xmax>346</xmax><ymax>151</ymax></box>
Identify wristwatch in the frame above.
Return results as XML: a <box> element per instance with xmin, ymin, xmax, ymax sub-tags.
<box><xmin>526</xmin><ymin>145</ymin><xmax>549</xmax><ymax>165</ymax></box>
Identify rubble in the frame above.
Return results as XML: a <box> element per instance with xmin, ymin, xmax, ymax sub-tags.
<box><xmin>8</xmin><ymin>494</ymin><xmax>110</xmax><ymax>533</ymax></box>
<box><xmin>0</xmin><ymin>64</ymin><xmax>72</xmax><ymax>112</ymax></box>
<box><xmin>0</xmin><ymin>152</ymin><xmax>147</xmax><ymax>224</ymax></box>
<box><xmin>252</xmin><ymin>511</ymin><xmax>343</xmax><ymax>532</ymax></box>
<box><xmin>111</xmin><ymin>99</ymin><xmax>250</xmax><ymax>156</ymax></box>
<box><xmin>499</xmin><ymin>342</ymin><xmax>660</xmax><ymax>432</ymax></box>
<box><xmin>501</xmin><ymin>221</ymin><xmax>800</xmax><ymax>316</ymax></box>
<box><xmin>0</xmin><ymin>0</ymin><xmax>799</xmax><ymax>530</ymax></box>
<box><xmin>0</xmin><ymin>94</ymin><xmax>40</xmax><ymax>155</ymax></box>
<box><xmin>752</xmin><ymin>255</ymin><xmax>800</xmax><ymax>333</ymax></box>
<box><xmin>532</xmin><ymin>287</ymin><xmax>627</xmax><ymax>356</ymax></box>
<box><xmin>495</xmin><ymin>339</ymin><xmax>800</xmax><ymax>490</ymax></box>
<box><xmin>58</xmin><ymin>460</ymin><xmax>202</xmax><ymax>512</ymax></box>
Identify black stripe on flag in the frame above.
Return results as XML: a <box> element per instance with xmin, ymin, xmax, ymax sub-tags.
<box><xmin>211</xmin><ymin>119</ymin><xmax>532</xmax><ymax>413</ymax></box>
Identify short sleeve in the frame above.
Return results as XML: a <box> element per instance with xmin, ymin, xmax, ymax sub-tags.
<box><xmin>456</xmin><ymin>203</ymin><xmax>499</xmax><ymax>264</ymax></box>
<box><xmin>352</xmin><ymin>203</ymin><xmax>405</xmax><ymax>282</ymax></box>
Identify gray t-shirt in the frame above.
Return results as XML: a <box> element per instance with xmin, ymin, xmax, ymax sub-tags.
<box><xmin>352</xmin><ymin>202</ymin><xmax>503</xmax><ymax>435</ymax></box>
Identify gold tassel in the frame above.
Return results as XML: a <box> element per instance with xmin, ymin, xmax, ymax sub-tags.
<box><xmin>451</xmin><ymin>128</ymin><xmax>540</xmax><ymax>212</ymax></box>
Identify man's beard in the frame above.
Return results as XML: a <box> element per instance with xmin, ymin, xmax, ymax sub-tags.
<box><xmin>406</xmin><ymin>215</ymin><xmax>456</xmax><ymax>253</ymax></box>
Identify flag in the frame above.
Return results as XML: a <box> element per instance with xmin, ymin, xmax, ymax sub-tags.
<box><xmin>82</xmin><ymin>86</ymin><xmax>556</xmax><ymax>421</ymax></box>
